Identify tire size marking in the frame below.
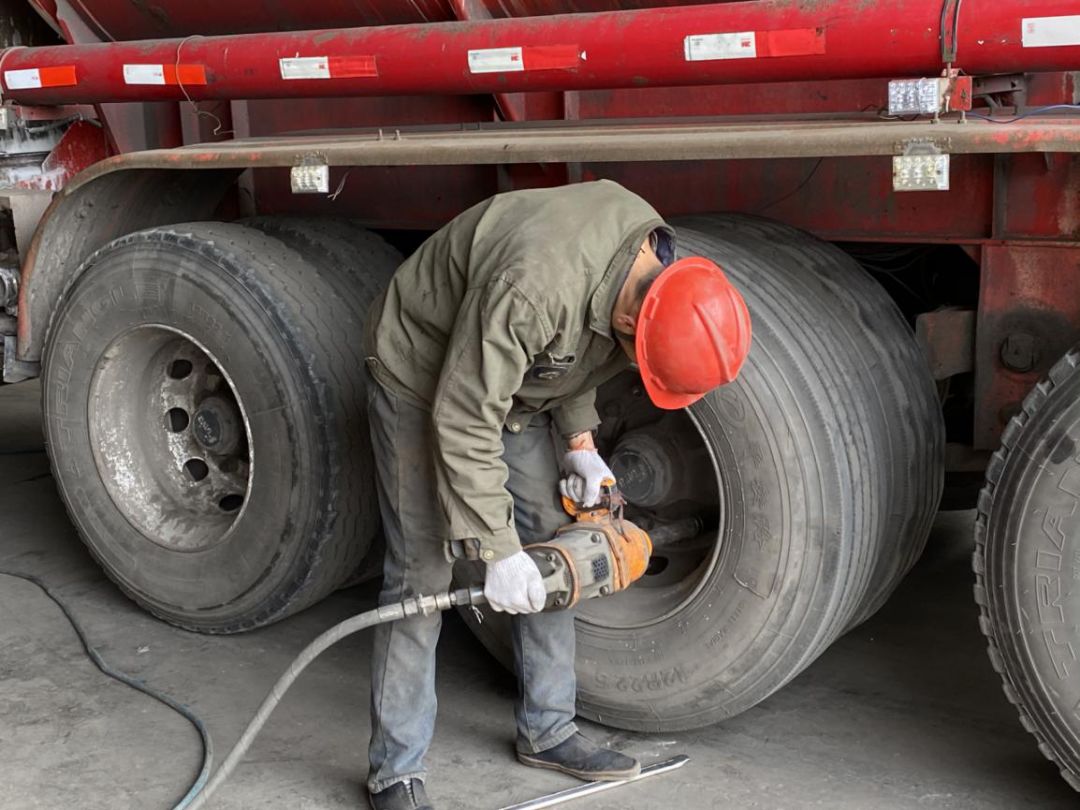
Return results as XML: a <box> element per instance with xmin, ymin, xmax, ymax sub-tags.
<box><xmin>593</xmin><ymin>665</ymin><xmax>692</xmax><ymax>693</ymax></box>
<box><xmin>707</xmin><ymin>600</ymin><xmax>745</xmax><ymax>649</ymax></box>
<box><xmin>1034</xmin><ymin>461</ymin><xmax>1080</xmax><ymax>679</ymax></box>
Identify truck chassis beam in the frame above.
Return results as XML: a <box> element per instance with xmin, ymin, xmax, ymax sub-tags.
<box><xmin>75</xmin><ymin>115</ymin><xmax>1080</xmax><ymax>180</ymax></box>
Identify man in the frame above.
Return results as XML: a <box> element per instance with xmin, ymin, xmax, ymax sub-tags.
<box><xmin>361</xmin><ymin>180</ymin><xmax>750</xmax><ymax>810</ymax></box>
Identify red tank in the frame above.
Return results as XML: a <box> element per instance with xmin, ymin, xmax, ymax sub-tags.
<box><xmin>31</xmin><ymin>0</ymin><xmax>717</xmax><ymax>42</ymax></box>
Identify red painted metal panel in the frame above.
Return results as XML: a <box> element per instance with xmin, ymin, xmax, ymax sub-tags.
<box><xmin>974</xmin><ymin>244</ymin><xmax>1080</xmax><ymax>448</ymax></box>
<box><xmin>998</xmin><ymin>154</ymin><xmax>1080</xmax><ymax>241</ymax></box>
<box><xmin>585</xmin><ymin>156</ymin><xmax>997</xmax><ymax>240</ymax></box>
<box><xmin>3</xmin><ymin>1</ymin><xmax>1080</xmax><ymax>104</ymax></box>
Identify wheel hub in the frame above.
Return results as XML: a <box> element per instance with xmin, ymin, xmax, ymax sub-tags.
<box><xmin>574</xmin><ymin>372</ymin><xmax>722</xmax><ymax>630</ymax></box>
<box><xmin>610</xmin><ymin>432</ymin><xmax>675</xmax><ymax>508</ymax></box>
<box><xmin>192</xmin><ymin>396</ymin><xmax>242</xmax><ymax>455</ymax></box>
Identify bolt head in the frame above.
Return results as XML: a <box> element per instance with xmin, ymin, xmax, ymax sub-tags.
<box><xmin>1000</xmin><ymin>332</ymin><xmax>1040</xmax><ymax>374</ymax></box>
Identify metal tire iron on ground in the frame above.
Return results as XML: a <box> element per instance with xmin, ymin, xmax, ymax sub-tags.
<box><xmin>164</xmin><ymin>484</ymin><xmax>690</xmax><ymax>808</ymax></box>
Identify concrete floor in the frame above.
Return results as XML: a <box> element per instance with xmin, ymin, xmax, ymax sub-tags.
<box><xmin>0</xmin><ymin>379</ymin><xmax>1075</xmax><ymax>810</ymax></box>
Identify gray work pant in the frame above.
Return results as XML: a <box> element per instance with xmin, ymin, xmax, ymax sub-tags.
<box><xmin>365</xmin><ymin>375</ymin><xmax>578</xmax><ymax>793</ymax></box>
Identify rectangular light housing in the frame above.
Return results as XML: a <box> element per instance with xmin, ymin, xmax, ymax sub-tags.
<box><xmin>888</xmin><ymin>78</ymin><xmax>944</xmax><ymax>116</ymax></box>
<box><xmin>887</xmin><ymin>76</ymin><xmax>973</xmax><ymax>116</ymax></box>
<box><xmin>892</xmin><ymin>154</ymin><xmax>950</xmax><ymax>192</ymax></box>
<box><xmin>290</xmin><ymin>164</ymin><xmax>329</xmax><ymax>194</ymax></box>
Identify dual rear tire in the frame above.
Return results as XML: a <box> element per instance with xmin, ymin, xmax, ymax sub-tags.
<box><xmin>463</xmin><ymin>215</ymin><xmax>944</xmax><ymax>728</ymax></box>
<box><xmin>41</xmin><ymin>214</ymin><xmax>944</xmax><ymax>730</ymax></box>
<box><xmin>42</xmin><ymin>220</ymin><xmax>399</xmax><ymax>632</ymax></box>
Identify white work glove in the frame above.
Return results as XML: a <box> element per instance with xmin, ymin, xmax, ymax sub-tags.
<box><xmin>560</xmin><ymin>450</ymin><xmax>616</xmax><ymax>508</ymax></box>
<box><xmin>484</xmin><ymin>551</ymin><xmax>547</xmax><ymax>614</ymax></box>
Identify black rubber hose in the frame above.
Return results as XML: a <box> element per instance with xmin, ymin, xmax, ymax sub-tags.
<box><xmin>0</xmin><ymin>568</ymin><xmax>214</xmax><ymax>808</ymax></box>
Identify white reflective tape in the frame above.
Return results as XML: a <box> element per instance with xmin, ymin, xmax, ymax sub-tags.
<box><xmin>123</xmin><ymin>64</ymin><xmax>166</xmax><ymax>85</ymax></box>
<box><xmin>280</xmin><ymin>56</ymin><xmax>331</xmax><ymax>80</ymax></box>
<box><xmin>468</xmin><ymin>47</ymin><xmax>524</xmax><ymax>74</ymax></box>
<box><xmin>684</xmin><ymin>32</ymin><xmax>757</xmax><ymax>62</ymax></box>
<box><xmin>4</xmin><ymin>68</ymin><xmax>41</xmax><ymax>90</ymax></box>
<box><xmin>1022</xmin><ymin>15</ymin><xmax>1080</xmax><ymax>48</ymax></box>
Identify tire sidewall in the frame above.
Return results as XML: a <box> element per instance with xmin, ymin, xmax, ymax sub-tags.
<box><xmin>574</xmin><ymin>357</ymin><xmax>838</xmax><ymax>729</ymax></box>
<box><xmin>985</xmin><ymin>377</ymin><xmax>1080</xmax><ymax>772</ymax></box>
<box><xmin>43</xmin><ymin>232</ymin><xmax>328</xmax><ymax>629</ymax></box>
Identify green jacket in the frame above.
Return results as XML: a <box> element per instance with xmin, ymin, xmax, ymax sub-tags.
<box><xmin>363</xmin><ymin>180</ymin><xmax>674</xmax><ymax>561</ymax></box>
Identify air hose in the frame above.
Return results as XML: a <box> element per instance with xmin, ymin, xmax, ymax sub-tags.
<box><xmin>178</xmin><ymin>586</ymin><xmax>487</xmax><ymax>809</ymax></box>
<box><xmin>3</xmin><ymin>484</ymin><xmax>658</xmax><ymax>808</ymax></box>
<box><xmin>0</xmin><ymin>566</ymin><xmax>483</xmax><ymax>810</ymax></box>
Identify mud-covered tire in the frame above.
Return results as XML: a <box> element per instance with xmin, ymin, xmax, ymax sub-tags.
<box><xmin>460</xmin><ymin>215</ymin><xmax>943</xmax><ymax>730</ymax></box>
<box><xmin>41</xmin><ymin>222</ymin><xmax>379</xmax><ymax>632</ymax></box>
<box><xmin>975</xmin><ymin>347</ymin><xmax>1080</xmax><ymax>790</ymax></box>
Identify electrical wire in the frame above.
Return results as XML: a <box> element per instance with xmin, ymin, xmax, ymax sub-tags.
<box><xmin>0</xmin><ymin>554</ymin><xmax>483</xmax><ymax>809</ymax></box>
<box><xmin>0</xmin><ymin>568</ymin><xmax>213</xmax><ymax>809</ymax></box>
<box><xmin>939</xmin><ymin>0</ymin><xmax>963</xmax><ymax>63</ymax></box>
<box><xmin>966</xmin><ymin>104</ymin><xmax>1080</xmax><ymax>124</ymax></box>
<box><xmin>753</xmin><ymin>157</ymin><xmax>824</xmax><ymax>214</ymax></box>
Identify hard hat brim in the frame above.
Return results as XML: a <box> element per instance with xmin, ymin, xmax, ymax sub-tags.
<box><xmin>640</xmin><ymin>371</ymin><xmax>707</xmax><ymax>410</ymax></box>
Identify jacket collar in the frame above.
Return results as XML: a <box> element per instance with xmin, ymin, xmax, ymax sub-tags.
<box><xmin>589</xmin><ymin>219</ymin><xmax>675</xmax><ymax>339</ymax></box>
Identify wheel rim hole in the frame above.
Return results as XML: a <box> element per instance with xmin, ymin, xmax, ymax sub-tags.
<box><xmin>218</xmin><ymin>494</ymin><xmax>244</xmax><ymax>513</ymax></box>
<box><xmin>184</xmin><ymin>459</ymin><xmax>209</xmax><ymax>482</ymax></box>
<box><xmin>645</xmin><ymin>556</ymin><xmax>669</xmax><ymax>577</ymax></box>
<box><xmin>166</xmin><ymin>408</ymin><xmax>190</xmax><ymax>433</ymax></box>
<box><xmin>168</xmin><ymin>359</ymin><xmax>193</xmax><ymax>379</ymax></box>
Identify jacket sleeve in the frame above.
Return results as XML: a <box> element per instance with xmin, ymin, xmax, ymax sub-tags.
<box><xmin>430</xmin><ymin>277</ymin><xmax>553</xmax><ymax>562</ymax></box>
<box><xmin>551</xmin><ymin>389</ymin><xmax>601</xmax><ymax>439</ymax></box>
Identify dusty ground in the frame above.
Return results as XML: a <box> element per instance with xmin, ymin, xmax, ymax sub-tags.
<box><xmin>0</xmin><ymin>379</ymin><xmax>1074</xmax><ymax>810</ymax></box>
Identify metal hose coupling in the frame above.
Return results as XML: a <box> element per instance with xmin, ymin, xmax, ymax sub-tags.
<box><xmin>398</xmin><ymin>586</ymin><xmax>487</xmax><ymax>617</ymax></box>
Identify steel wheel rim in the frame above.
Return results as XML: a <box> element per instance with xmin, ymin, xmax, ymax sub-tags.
<box><xmin>87</xmin><ymin>324</ymin><xmax>253</xmax><ymax>552</ymax></box>
<box><xmin>576</xmin><ymin>376</ymin><xmax>723</xmax><ymax>631</ymax></box>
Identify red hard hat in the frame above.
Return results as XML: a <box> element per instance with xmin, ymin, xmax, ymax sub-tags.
<box><xmin>635</xmin><ymin>257</ymin><xmax>751</xmax><ymax>410</ymax></box>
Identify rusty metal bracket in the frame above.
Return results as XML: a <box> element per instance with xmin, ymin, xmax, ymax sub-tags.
<box><xmin>3</xmin><ymin>334</ymin><xmax>38</xmax><ymax>382</ymax></box>
<box><xmin>916</xmin><ymin>308</ymin><xmax>975</xmax><ymax>380</ymax></box>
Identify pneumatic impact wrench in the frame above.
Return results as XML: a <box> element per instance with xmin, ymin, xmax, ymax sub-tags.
<box><xmin>179</xmin><ymin>486</ymin><xmax>688</xmax><ymax>810</ymax></box>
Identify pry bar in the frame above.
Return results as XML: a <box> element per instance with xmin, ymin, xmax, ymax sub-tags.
<box><xmin>498</xmin><ymin>754</ymin><xmax>691</xmax><ymax>810</ymax></box>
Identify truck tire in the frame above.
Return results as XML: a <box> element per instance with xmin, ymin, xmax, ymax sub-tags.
<box><xmin>459</xmin><ymin>215</ymin><xmax>943</xmax><ymax>730</ymax></box>
<box><xmin>41</xmin><ymin>222</ymin><xmax>382</xmax><ymax>632</ymax></box>
<box><xmin>242</xmin><ymin>216</ymin><xmax>402</xmax><ymax>585</ymax></box>
<box><xmin>975</xmin><ymin>347</ymin><xmax>1080</xmax><ymax>790</ymax></box>
<box><xmin>243</xmin><ymin>217</ymin><xmax>401</xmax><ymax>316</ymax></box>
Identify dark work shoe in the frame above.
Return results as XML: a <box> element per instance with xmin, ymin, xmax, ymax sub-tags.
<box><xmin>517</xmin><ymin>733</ymin><xmax>641</xmax><ymax>782</ymax></box>
<box><xmin>369</xmin><ymin>778</ymin><xmax>434</xmax><ymax>810</ymax></box>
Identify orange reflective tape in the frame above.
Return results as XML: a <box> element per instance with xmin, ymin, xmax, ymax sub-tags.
<box><xmin>165</xmin><ymin>63</ymin><xmax>208</xmax><ymax>85</ymax></box>
<box><xmin>38</xmin><ymin>65</ymin><xmax>78</xmax><ymax>87</ymax></box>
<box><xmin>327</xmin><ymin>55</ymin><xmax>378</xmax><ymax>78</ymax></box>
<box><xmin>756</xmin><ymin>28</ymin><xmax>826</xmax><ymax>58</ymax></box>
<box><xmin>522</xmin><ymin>44</ymin><xmax>581</xmax><ymax>71</ymax></box>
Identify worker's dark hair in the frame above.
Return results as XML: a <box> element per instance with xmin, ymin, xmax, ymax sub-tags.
<box><xmin>632</xmin><ymin>229</ymin><xmax>674</xmax><ymax>306</ymax></box>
